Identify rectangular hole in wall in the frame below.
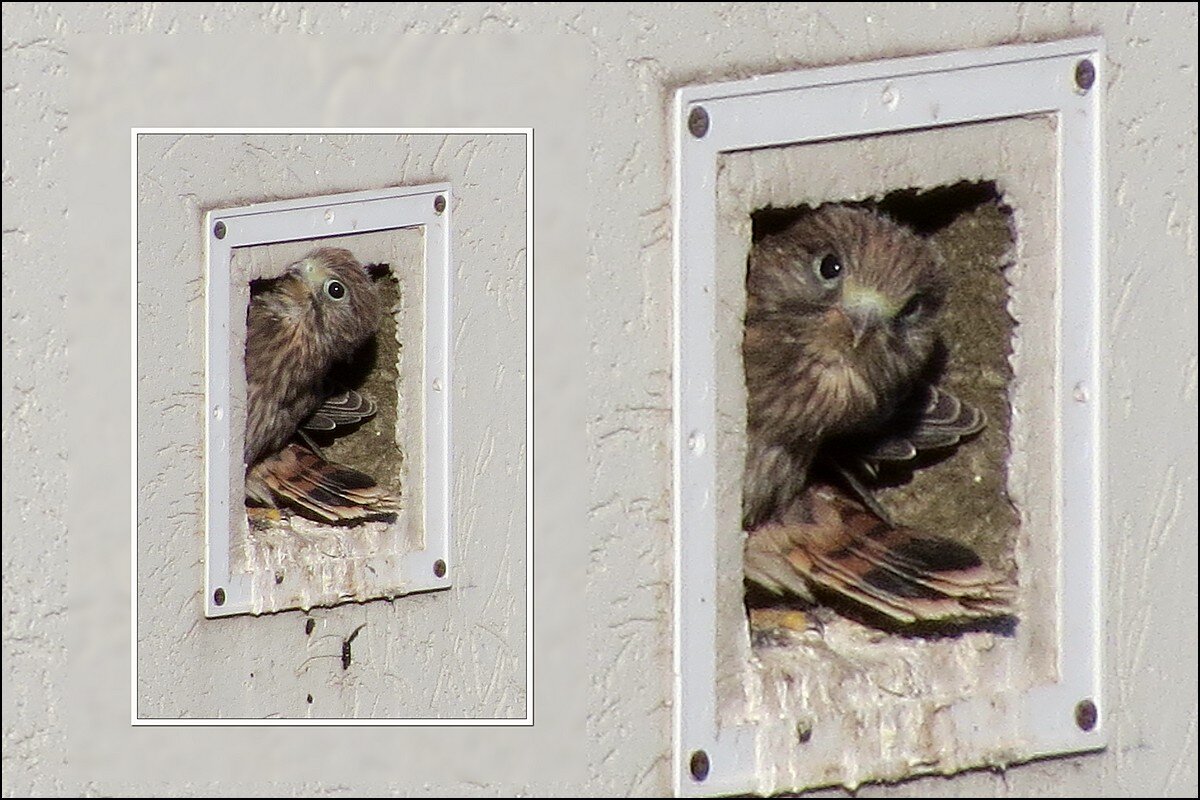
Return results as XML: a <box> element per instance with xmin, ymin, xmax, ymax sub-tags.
<box><xmin>231</xmin><ymin>229</ymin><xmax>425</xmax><ymax>608</ymax></box>
<box><xmin>741</xmin><ymin>183</ymin><xmax>1019</xmax><ymax>636</ymax></box>
<box><xmin>732</xmin><ymin>179</ymin><xmax>1035</xmax><ymax>777</ymax></box>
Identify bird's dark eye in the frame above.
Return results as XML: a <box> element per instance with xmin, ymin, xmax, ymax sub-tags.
<box><xmin>898</xmin><ymin>293</ymin><xmax>925</xmax><ymax>320</ymax></box>
<box><xmin>324</xmin><ymin>278</ymin><xmax>346</xmax><ymax>300</ymax></box>
<box><xmin>813</xmin><ymin>253</ymin><xmax>843</xmax><ymax>285</ymax></box>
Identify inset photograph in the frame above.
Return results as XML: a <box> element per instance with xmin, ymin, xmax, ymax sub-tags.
<box><xmin>134</xmin><ymin>130</ymin><xmax>529</xmax><ymax>722</ymax></box>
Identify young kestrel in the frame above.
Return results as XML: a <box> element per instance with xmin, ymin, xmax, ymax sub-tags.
<box><xmin>243</xmin><ymin>247</ymin><xmax>398</xmax><ymax>523</ymax></box>
<box><xmin>742</xmin><ymin>205</ymin><xmax>1011</xmax><ymax>625</ymax></box>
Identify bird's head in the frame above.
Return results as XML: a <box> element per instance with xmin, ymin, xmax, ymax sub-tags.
<box><xmin>749</xmin><ymin>205</ymin><xmax>944</xmax><ymax>348</ymax></box>
<box><xmin>282</xmin><ymin>247</ymin><xmax>384</xmax><ymax>361</ymax></box>
<box><xmin>745</xmin><ymin>205</ymin><xmax>947</xmax><ymax>428</ymax></box>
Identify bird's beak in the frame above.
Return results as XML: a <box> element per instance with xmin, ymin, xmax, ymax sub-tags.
<box><xmin>290</xmin><ymin>258</ymin><xmax>323</xmax><ymax>289</ymax></box>
<box><xmin>847</xmin><ymin>311</ymin><xmax>875</xmax><ymax>348</ymax></box>
<box><xmin>840</xmin><ymin>286</ymin><xmax>890</xmax><ymax>348</ymax></box>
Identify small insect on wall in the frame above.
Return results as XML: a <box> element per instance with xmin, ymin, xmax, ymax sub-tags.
<box><xmin>205</xmin><ymin>185</ymin><xmax>452</xmax><ymax>618</ymax></box>
<box><xmin>673</xmin><ymin>39</ymin><xmax>1103</xmax><ymax>795</ymax></box>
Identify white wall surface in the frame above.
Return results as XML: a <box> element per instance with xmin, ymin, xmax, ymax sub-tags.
<box><xmin>3</xmin><ymin>2</ymin><xmax>1196</xmax><ymax>796</ymax></box>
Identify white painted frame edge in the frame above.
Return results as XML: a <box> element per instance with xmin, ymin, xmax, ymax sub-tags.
<box><xmin>673</xmin><ymin>37</ymin><xmax>1104</xmax><ymax>796</ymax></box>
<box><xmin>203</xmin><ymin>183</ymin><xmax>453</xmax><ymax>619</ymax></box>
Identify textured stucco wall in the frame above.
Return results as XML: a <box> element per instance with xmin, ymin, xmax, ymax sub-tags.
<box><xmin>3</xmin><ymin>2</ymin><xmax>1196</xmax><ymax>797</ymax></box>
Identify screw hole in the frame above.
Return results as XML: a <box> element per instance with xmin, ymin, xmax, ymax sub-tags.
<box><xmin>433</xmin><ymin>559</ymin><xmax>447</xmax><ymax>578</ymax></box>
<box><xmin>688</xmin><ymin>106</ymin><xmax>710</xmax><ymax>139</ymax></box>
<box><xmin>1075</xmin><ymin>58</ymin><xmax>1096</xmax><ymax>92</ymax></box>
<box><xmin>689</xmin><ymin>749</ymin><xmax>710</xmax><ymax>781</ymax></box>
<box><xmin>433</xmin><ymin>195</ymin><xmax>446</xmax><ymax>214</ymax></box>
<box><xmin>1075</xmin><ymin>698</ymin><xmax>1098</xmax><ymax>731</ymax></box>
<box><xmin>213</xmin><ymin>221</ymin><xmax>226</xmax><ymax>239</ymax></box>
<box><xmin>213</xmin><ymin>587</ymin><xmax>226</xmax><ymax>606</ymax></box>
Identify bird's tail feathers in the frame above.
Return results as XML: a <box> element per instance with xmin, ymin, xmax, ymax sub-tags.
<box><xmin>746</xmin><ymin>484</ymin><xmax>1013</xmax><ymax>625</ymax></box>
<box><xmin>251</xmin><ymin>442</ymin><xmax>399</xmax><ymax>524</ymax></box>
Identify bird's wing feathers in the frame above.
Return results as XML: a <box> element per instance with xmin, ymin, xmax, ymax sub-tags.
<box><xmin>856</xmin><ymin>384</ymin><xmax>986</xmax><ymax>474</ymax></box>
<box><xmin>251</xmin><ymin>442</ymin><xmax>398</xmax><ymax>524</ymax></box>
<box><xmin>301</xmin><ymin>390</ymin><xmax>378</xmax><ymax>432</ymax></box>
<box><xmin>745</xmin><ymin>484</ymin><xmax>1012</xmax><ymax>624</ymax></box>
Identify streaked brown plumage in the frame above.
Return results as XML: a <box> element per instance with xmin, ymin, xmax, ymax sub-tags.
<box><xmin>746</xmin><ymin>484</ymin><xmax>1012</xmax><ymax>624</ymax></box>
<box><xmin>742</xmin><ymin>205</ymin><xmax>1010</xmax><ymax>625</ymax></box>
<box><xmin>244</xmin><ymin>248</ymin><xmax>397</xmax><ymax>523</ymax></box>
<box><xmin>248</xmin><ymin>442</ymin><xmax>397</xmax><ymax>523</ymax></box>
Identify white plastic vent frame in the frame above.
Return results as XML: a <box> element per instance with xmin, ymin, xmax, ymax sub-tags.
<box><xmin>204</xmin><ymin>184</ymin><xmax>452</xmax><ymax>618</ymax></box>
<box><xmin>673</xmin><ymin>39</ymin><xmax>1103</xmax><ymax>795</ymax></box>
